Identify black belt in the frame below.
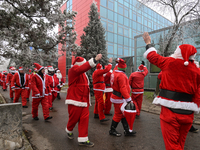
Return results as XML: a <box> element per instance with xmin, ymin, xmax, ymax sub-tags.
<box><xmin>94</xmin><ymin>81</ymin><xmax>104</xmax><ymax>84</ymax></box>
<box><xmin>113</xmin><ymin>90</ymin><xmax>124</xmax><ymax>98</ymax></box>
<box><xmin>159</xmin><ymin>89</ymin><xmax>193</xmax><ymax>115</ymax></box>
<box><xmin>106</xmin><ymin>84</ymin><xmax>111</xmax><ymax>86</ymax></box>
<box><xmin>15</xmin><ymin>84</ymin><xmax>25</xmax><ymax>88</ymax></box>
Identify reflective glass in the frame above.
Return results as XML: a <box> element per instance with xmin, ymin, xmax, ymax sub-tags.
<box><xmin>108</xmin><ymin>32</ymin><xmax>114</xmax><ymax>42</ymax></box>
<box><xmin>118</xmin><ymin>0</ymin><xmax>123</xmax><ymax>4</ymax></box>
<box><xmin>118</xmin><ymin>46</ymin><xmax>123</xmax><ymax>55</ymax></box>
<box><xmin>114</xmin><ymin>23</ymin><xmax>117</xmax><ymax>33</ymax></box>
<box><xmin>137</xmin><ymin>15</ymin><xmax>141</xmax><ymax>23</ymax></box>
<box><xmin>118</xmin><ymin>35</ymin><xmax>123</xmax><ymax>45</ymax></box>
<box><xmin>114</xmin><ymin>44</ymin><xmax>117</xmax><ymax>54</ymax></box>
<box><xmin>101</xmin><ymin>0</ymin><xmax>107</xmax><ymax>7</ymax></box>
<box><xmin>148</xmin><ymin>21</ymin><xmax>152</xmax><ymax>28</ymax></box>
<box><xmin>108</xmin><ymin>10</ymin><xmax>114</xmax><ymax>21</ymax></box>
<box><xmin>124</xmin><ymin>37</ymin><xmax>129</xmax><ymax>46</ymax></box>
<box><xmin>118</xmin><ymin>14</ymin><xmax>123</xmax><ymax>25</ymax></box>
<box><xmin>132</xmin><ymin>21</ymin><xmax>136</xmax><ymax>29</ymax></box>
<box><xmin>124</xmin><ymin>8</ymin><xmax>129</xmax><ymax>17</ymax></box>
<box><xmin>137</xmin><ymin>23</ymin><xmax>142</xmax><ymax>31</ymax></box>
<box><xmin>118</xmin><ymin>5</ymin><xmax>123</xmax><ymax>14</ymax></box>
<box><xmin>101</xmin><ymin>21</ymin><xmax>107</xmax><ymax>29</ymax></box>
<box><xmin>108</xmin><ymin>44</ymin><xmax>114</xmax><ymax>53</ymax></box>
<box><xmin>100</xmin><ymin>7</ymin><xmax>107</xmax><ymax>18</ymax></box>
<box><xmin>114</xmin><ymin>13</ymin><xmax>118</xmax><ymax>22</ymax></box>
<box><xmin>108</xmin><ymin>54</ymin><xmax>114</xmax><ymax>58</ymax></box>
<box><xmin>132</xmin><ymin>13</ymin><xmax>136</xmax><ymax>21</ymax></box>
<box><xmin>108</xmin><ymin>23</ymin><xmax>113</xmax><ymax>32</ymax></box>
<box><xmin>124</xmin><ymin>28</ymin><xmax>129</xmax><ymax>36</ymax></box>
<box><xmin>118</xmin><ymin>26</ymin><xmax>123</xmax><ymax>35</ymax></box>
<box><xmin>124</xmin><ymin>48</ymin><xmax>129</xmax><ymax>56</ymax></box>
<box><xmin>108</xmin><ymin>1</ymin><xmax>114</xmax><ymax>10</ymax></box>
<box><xmin>114</xmin><ymin>34</ymin><xmax>118</xmax><ymax>43</ymax></box>
<box><xmin>124</xmin><ymin>17</ymin><xmax>129</xmax><ymax>27</ymax></box>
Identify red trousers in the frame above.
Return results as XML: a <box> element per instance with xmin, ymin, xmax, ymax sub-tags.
<box><xmin>2</xmin><ymin>82</ymin><xmax>7</xmax><ymax>90</ymax></box>
<box><xmin>9</xmin><ymin>85</ymin><xmax>14</xmax><ymax>98</ymax></box>
<box><xmin>48</xmin><ymin>91</ymin><xmax>57</xmax><ymax>108</ymax></box>
<box><xmin>66</xmin><ymin>105</ymin><xmax>89</xmax><ymax>142</ymax></box>
<box><xmin>32</xmin><ymin>97</ymin><xmax>50</xmax><ymax>120</ymax></box>
<box><xmin>26</xmin><ymin>84</ymin><xmax>31</xmax><ymax>99</ymax></box>
<box><xmin>113</xmin><ymin>103</ymin><xmax>124</xmax><ymax>122</ymax></box>
<box><xmin>160</xmin><ymin>106</ymin><xmax>193</xmax><ymax>150</ymax></box>
<box><xmin>13</xmin><ymin>89</ymin><xmax>27</xmax><ymax>106</ymax></box>
<box><xmin>0</xmin><ymin>81</ymin><xmax>2</xmax><ymax>86</ymax></box>
<box><xmin>104</xmin><ymin>92</ymin><xmax>112</xmax><ymax>114</ymax></box>
<box><xmin>94</xmin><ymin>90</ymin><xmax>105</xmax><ymax>120</ymax></box>
<box><xmin>131</xmin><ymin>93</ymin><xmax>143</xmax><ymax>116</ymax></box>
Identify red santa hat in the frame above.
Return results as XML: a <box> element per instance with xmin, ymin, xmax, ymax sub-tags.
<box><xmin>34</xmin><ymin>63</ymin><xmax>44</xmax><ymax>71</ymax></box>
<box><xmin>117</xmin><ymin>58</ymin><xmax>127</xmax><ymax>71</ymax></box>
<box><xmin>174</xmin><ymin>44</ymin><xmax>197</xmax><ymax>66</ymax></box>
<box><xmin>3</xmin><ymin>70</ymin><xmax>7</xmax><ymax>74</ymax></box>
<box><xmin>29</xmin><ymin>69</ymin><xmax>32</xmax><ymax>73</ymax></box>
<box><xmin>11</xmin><ymin>67</ymin><xmax>16</xmax><ymax>70</ymax></box>
<box><xmin>47</xmin><ymin>66</ymin><xmax>54</xmax><ymax>71</ymax></box>
<box><xmin>56</xmin><ymin>70</ymin><xmax>61</xmax><ymax>73</ymax></box>
<box><xmin>9</xmin><ymin>66</ymin><xmax>13</xmax><ymax>70</ymax></box>
<box><xmin>19</xmin><ymin>66</ymin><xmax>23</xmax><ymax>70</ymax></box>
<box><xmin>34</xmin><ymin>68</ymin><xmax>38</xmax><ymax>71</ymax></box>
<box><xmin>96</xmin><ymin>63</ymin><xmax>102</xmax><ymax>69</ymax></box>
<box><xmin>138</xmin><ymin>64</ymin><xmax>144</xmax><ymax>71</ymax></box>
<box><xmin>73</xmin><ymin>57</ymin><xmax>86</xmax><ymax>66</ymax></box>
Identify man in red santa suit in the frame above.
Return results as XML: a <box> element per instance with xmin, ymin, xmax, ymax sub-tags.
<box><xmin>142</xmin><ymin>32</ymin><xmax>200</xmax><ymax>150</ymax></box>
<box><xmin>104</xmin><ymin>67</ymin><xmax>113</xmax><ymax>116</ymax></box>
<box><xmin>65</xmin><ymin>54</ymin><xmax>102</xmax><ymax>147</ymax></box>
<box><xmin>92</xmin><ymin>58</ymin><xmax>112</xmax><ymax>122</ymax></box>
<box><xmin>6</xmin><ymin>67</ymin><xmax>16</xmax><ymax>101</ymax></box>
<box><xmin>46</xmin><ymin>66</ymin><xmax>59</xmax><ymax>111</ymax></box>
<box><xmin>0</xmin><ymin>71</ymin><xmax>2</xmax><ymax>86</ymax></box>
<box><xmin>2</xmin><ymin>70</ymin><xmax>8</xmax><ymax>91</ymax></box>
<box><xmin>55</xmin><ymin>69</ymin><xmax>65</xmax><ymax>100</ymax></box>
<box><xmin>31</xmin><ymin>63</ymin><xmax>52</xmax><ymax>121</ymax></box>
<box><xmin>109</xmin><ymin>58</ymin><xmax>136</xmax><ymax>137</ymax></box>
<box><xmin>26</xmin><ymin>69</ymin><xmax>32</xmax><ymax>101</ymax></box>
<box><xmin>11</xmin><ymin>67</ymin><xmax>29</xmax><ymax>108</ymax></box>
<box><xmin>129</xmin><ymin>61</ymin><xmax>148</xmax><ymax>117</ymax></box>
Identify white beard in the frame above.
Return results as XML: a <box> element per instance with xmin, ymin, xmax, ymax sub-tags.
<box><xmin>56</xmin><ymin>73</ymin><xmax>62</xmax><ymax>79</ymax></box>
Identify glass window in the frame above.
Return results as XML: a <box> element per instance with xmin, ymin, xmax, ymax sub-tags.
<box><xmin>124</xmin><ymin>17</ymin><xmax>129</xmax><ymax>26</ymax></box>
<box><xmin>118</xmin><ymin>14</ymin><xmax>123</xmax><ymax>24</ymax></box>
<box><xmin>114</xmin><ymin>34</ymin><xmax>117</xmax><ymax>43</ymax></box>
<box><xmin>108</xmin><ymin>10</ymin><xmax>114</xmax><ymax>21</ymax></box>
<box><xmin>144</xmin><ymin>19</ymin><xmax>147</xmax><ymax>26</ymax></box>
<box><xmin>148</xmin><ymin>21</ymin><xmax>152</xmax><ymax>28</ymax></box>
<box><xmin>114</xmin><ymin>13</ymin><xmax>118</xmax><ymax>22</ymax></box>
<box><xmin>124</xmin><ymin>37</ymin><xmax>129</xmax><ymax>46</ymax></box>
<box><xmin>100</xmin><ymin>7</ymin><xmax>107</xmax><ymax>18</ymax></box>
<box><xmin>124</xmin><ymin>28</ymin><xmax>129</xmax><ymax>36</ymax></box>
<box><xmin>108</xmin><ymin>1</ymin><xmax>114</xmax><ymax>10</ymax></box>
<box><xmin>124</xmin><ymin>8</ymin><xmax>129</xmax><ymax>17</ymax></box>
<box><xmin>67</xmin><ymin>0</ymin><xmax>69</xmax><ymax>7</ymax></box>
<box><xmin>101</xmin><ymin>21</ymin><xmax>106</xmax><ymax>29</ymax></box>
<box><xmin>114</xmin><ymin>44</ymin><xmax>117</xmax><ymax>54</ymax></box>
<box><xmin>132</xmin><ymin>21</ymin><xmax>136</xmax><ymax>29</ymax></box>
<box><xmin>114</xmin><ymin>23</ymin><xmax>117</xmax><ymax>33</ymax></box>
<box><xmin>124</xmin><ymin>1</ymin><xmax>129</xmax><ymax>7</ymax></box>
<box><xmin>124</xmin><ymin>48</ymin><xmax>129</xmax><ymax>56</ymax></box>
<box><xmin>108</xmin><ymin>44</ymin><xmax>114</xmax><ymax>53</ymax></box>
<box><xmin>132</xmin><ymin>13</ymin><xmax>136</xmax><ymax>21</ymax></box>
<box><xmin>118</xmin><ymin>26</ymin><xmax>123</xmax><ymax>35</ymax></box>
<box><xmin>118</xmin><ymin>35</ymin><xmax>123</xmax><ymax>45</ymax></box>
<box><xmin>137</xmin><ymin>23</ymin><xmax>142</xmax><ymax>32</ymax></box>
<box><xmin>101</xmin><ymin>0</ymin><xmax>107</xmax><ymax>7</ymax></box>
<box><xmin>108</xmin><ymin>32</ymin><xmax>114</xmax><ymax>42</ymax></box>
<box><xmin>118</xmin><ymin>5</ymin><xmax>123</xmax><ymax>14</ymax></box>
<box><xmin>137</xmin><ymin>15</ymin><xmax>141</xmax><ymax>23</ymax></box>
<box><xmin>108</xmin><ymin>23</ymin><xmax>113</xmax><ymax>32</ymax></box>
<box><xmin>118</xmin><ymin>46</ymin><xmax>123</xmax><ymax>55</ymax></box>
<box><xmin>108</xmin><ymin>54</ymin><xmax>114</xmax><ymax>58</ymax></box>
<box><xmin>118</xmin><ymin>0</ymin><xmax>123</xmax><ymax>4</ymax></box>
<box><xmin>143</xmin><ymin>26</ymin><xmax>147</xmax><ymax>32</ymax></box>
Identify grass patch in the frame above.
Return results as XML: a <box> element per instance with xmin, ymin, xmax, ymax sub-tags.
<box><xmin>143</xmin><ymin>91</ymin><xmax>154</xmax><ymax>102</ymax></box>
<box><xmin>62</xmin><ymin>84</ymin><xmax>68</xmax><ymax>88</ymax></box>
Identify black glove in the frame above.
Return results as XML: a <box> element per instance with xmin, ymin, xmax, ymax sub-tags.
<box><xmin>141</xmin><ymin>61</ymin><xmax>145</xmax><ymax>65</ymax></box>
<box><xmin>57</xmin><ymin>85</ymin><xmax>60</xmax><ymax>89</ymax></box>
<box><xmin>125</xmin><ymin>102</ymin><xmax>136</xmax><ymax>110</ymax></box>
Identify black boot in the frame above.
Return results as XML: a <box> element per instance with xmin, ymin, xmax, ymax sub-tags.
<box><xmin>109</xmin><ymin>120</ymin><xmax>122</xmax><ymax>137</ymax></box>
<box><xmin>57</xmin><ymin>93</ymin><xmax>61</xmax><ymax>100</ymax></box>
<box><xmin>121</xmin><ymin>118</ymin><xmax>136</xmax><ymax>136</ymax></box>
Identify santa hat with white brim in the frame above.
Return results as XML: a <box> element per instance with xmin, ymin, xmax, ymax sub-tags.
<box><xmin>73</xmin><ymin>57</ymin><xmax>86</xmax><ymax>66</ymax></box>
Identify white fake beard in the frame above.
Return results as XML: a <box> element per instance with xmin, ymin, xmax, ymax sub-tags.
<box><xmin>56</xmin><ymin>73</ymin><xmax>62</xmax><ymax>79</ymax></box>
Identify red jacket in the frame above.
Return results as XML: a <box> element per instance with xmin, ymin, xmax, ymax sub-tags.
<box><xmin>1</xmin><ymin>74</ymin><xmax>7</xmax><ymax>83</ymax></box>
<box><xmin>104</xmin><ymin>71</ymin><xmax>113</xmax><ymax>93</ymax></box>
<box><xmin>110</xmin><ymin>70</ymin><xmax>131</xmax><ymax>104</ymax></box>
<box><xmin>0</xmin><ymin>73</ymin><xmax>2</xmax><ymax>82</ymax></box>
<box><xmin>65</xmin><ymin>58</ymin><xmax>96</xmax><ymax>107</ymax></box>
<box><xmin>144</xmin><ymin>47</ymin><xmax>200</xmax><ymax>113</ymax></box>
<box><xmin>11</xmin><ymin>72</ymin><xmax>29</xmax><ymax>89</ymax></box>
<box><xmin>27</xmin><ymin>74</ymin><xmax>32</xmax><ymax>85</ymax></box>
<box><xmin>46</xmin><ymin>74</ymin><xmax>59</xmax><ymax>92</ymax></box>
<box><xmin>92</xmin><ymin>64</ymin><xmax>112</xmax><ymax>91</ymax></box>
<box><xmin>6</xmin><ymin>73</ymin><xmax>14</xmax><ymax>85</ymax></box>
<box><xmin>129</xmin><ymin>66</ymin><xmax>148</xmax><ymax>94</ymax></box>
<box><xmin>158</xmin><ymin>71</ymin><xmax>162</xmax><ymax>80</ymax></box>
<box><xmin>31</xmin><ymin>74</ymin><xmax>51</xmax><ymax>98</ymax></box>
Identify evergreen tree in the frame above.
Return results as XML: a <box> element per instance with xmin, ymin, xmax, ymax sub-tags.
<box><xmin>77</xmin><ymin>3</ymin><xmax>108</xmax><ymax>94</ymax></box>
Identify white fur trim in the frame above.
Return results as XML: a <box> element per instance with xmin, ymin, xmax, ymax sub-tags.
<box><xmin>74</xmin><ymin>59</ymin><xmax>86</xmax><ymax>66</ymax></box>
<box><xmin>88</xmin><ymin>58</ymin><xmax>96</xmax><ymax>68</ymax></box>
<box><xmin>125</xmin><ymin>97</ymin><xmax>132</xmax><ymax>103</ymax></box>
<box><xmin>194</xmin><ymin>61</ymin><xmax>199</xmax><ymax>68</ymax></box>
<box><xmin>189</xmin><ymin>53</ymin><xmax>196</xmax><ymax>60</ymax></box>
<box><xmin>129</xmin><ymin>129</ymin><xmax>133</xmax><ymax>132</ymax></box>
<box><xmin>153</xmin><ymin>97</ymin><xmax>199</xmax><ymax>113</ymax></box>
<box><xmin>143</xmin><ymin>47</ymin><xmax>157</xmax><ymax>59</ymax></box>
<box><xmin>184</xmin><ymin>61</ymin><xmax>189</xmax><ymax>66</ymax></box>
<box><xmin>172</xmin><ymin>46</ymin><xmax>183</xmax><ymax>60</ymax></box>
<box><xmin>120</xmin><ymin>101</ymin><xmax>128</xmax><ymax>112</ymax></box>
<box><xmin>104</xmin><ymin>88</ymin><xmax>113</xmax><ymax>93</ymax></box>
<box><xmin>65</xmin><ymin>99</ymin><xmax>87</xmax><ymax>107</ymax></box>
<box><xmin>93</xmin><ymin>88</ymin><xmax>105</xmax><ymax>92</ymax></box>
<box><xmin>110</xmin><ymin>98</ymin><xmax>125</xmax><ymax>104</ymax></box>
<box><xmin>124</xmin><ymin>110</ymin><xmax>137</xmax><ymax>113</ymax></box>
<box><xmin>132</xmin><ymin>92</ymin><xmax>144</xmax><ymax>94</ymax></box>
<box><xmin>65</xmin><ymin>128</ymin><xmax>73</xmax><ymax>133</ymax></box>
<box><xmin>78</xmin><ymin>137</ymin><xmax>88</xmax><ymax>142</ymax></box>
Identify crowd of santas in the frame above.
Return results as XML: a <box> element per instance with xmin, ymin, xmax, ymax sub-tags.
<box><xmin>0</xmin><ymin>64</ymin><xmax>65</xmax><ymax>121</ymax></box>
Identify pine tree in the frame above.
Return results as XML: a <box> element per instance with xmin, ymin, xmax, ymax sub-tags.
<box><xmin>77</xmin><ymin>3</ymin><xmax>108</xmax><ymax>95</ymax></box>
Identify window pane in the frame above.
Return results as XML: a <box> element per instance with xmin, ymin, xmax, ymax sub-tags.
<box><xmin>108</xmin><ymin>1</ymin><xmax>114</xmax><ymax>10</ymax></box>
<box><xmin>108</xmin><ymin>54</ymin><xmax>114</xmax><ymax>58</ymax></box>
<box><xmin>124</xmin><ymin>17</ymin><xmax>129</xmax><ymax>26</ymax></box>
<box><xmin>101</xmin><ymin>21</ymin><xmax>107</xmax><ymax>29</ymax></box>
<box><xmin>137</xmin><ymin>23</ymin><xmax>141</xmax><ymax>31</ymax></box>
<box><xmin>108</xmin><ymin>32</ymin><xmax>114</xmax><ymax>42</ymax></box>
<box><xmin>137</xmin><ymin>15</ymin><xmax>141</xmax><ymax>23</ymax></box>
<box><xmin>118</xmin><ymin>26</ymin><xmax>123</xmax><ymax>35</ymax></box>
<box><xmin>108</xmin><ymin>45</ymin><xmax>114</xmax><ymax>53</ymax></box>
<box><xmin>118</xmin><ymin>46</ymin><xmax>123</xmax><ymax>55</ymax></box>
<box><xmin>124</xmin><ymin>37</ymin><xmax>129</xmax><ymax>46</ymax></box>
<box><xmin>118</xmin><ymin>0</ymin><xmax>123</xmax><ymax>4</ymax></box>
<box><xmin>108</xmin><ymin>23</ymin><xmax>113</xmax><ymax>32</ymax></box>
<box><xmin>132</xmin><ymin>21</ymin><xmax>136</xmax><ymax>29</ymax></box>
<box><xmin>118</xmin><ymin>35</ymin><xmax>123</xmax><ymax>45</ymax></box>
<box><xmin>101</xmin><ymin>0</ymin><xmax>107</xmax><ymax>7</ymax></box>
<box><xmin>108</xmin><ymin>10</ymin><xmax>114</xmax><ymax>21</ymax></box>
<box><xmin>124</xmin><ymin>28</ymin><xmax>129</xmax><ymax>36</ymax></box>
<box><xmin>124</xmin><ymin>48</ymin><xmax>129</xmax><ymax>56</ymax></box>
<box><xmin>144</xmin><ymin>19</ymin><xmax>147</xmax><ymax>26</ymax></box>
<box><xmin>118</xmin><ymin>14</ymin><xmax>123</xmax><ymax>24</ymax></box>
<box><xmin>114</xmin><ymin>44</ymin><xmax>117</xmax><ymax>54</ymax></box>
<box><xmin>100</xmin><ymin>7</ymin><xmax>107</xmax><ymax>18</ymax></box>
<box><xmin>114</xmin><ymin>23</ymin><xmax>117</xmax><ymax>33</ymax></box>
<box><xmin>148</xmin><ymin>21</ymin><xmax>152</xmax><ymax>28</ymax></box>
<box><xmin>124</xmin><ymin>9</ymin><xmax>129</xmax><ymax>17</ymax></box>
<box><xmin>118</xmin><ymin>5</ymin><xmax>123</xmax><ymax>14</ymax></box>
<box><xmin>114</xmin><ymin>34</ymin><xmax>117</xmax><ymax>43</ymax></box>
<box><xmin>114</xmin><ymin>13</ymin><xmax>118</xmax><ymax>22</ymax></box>
<box><xmin>132</xmin><ymin>13</ymin><xmax>136</xmax><ymax>21</ymax></box>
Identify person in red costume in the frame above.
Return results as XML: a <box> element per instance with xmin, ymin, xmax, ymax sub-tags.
<box><xmin>55</xmin><ymin>69</ymin><xmax>65</xmax><ymax>100</ymax></box>
<box><xmin>143</xmin><ymin>32</ymin><xmax>200</xmax><ymax>150</ymax></box>
<box><xmin>31</xmin><ymin>63</ymin><xmax>52</xmax><ymax>121</ymax></box>
<box><xmin>11</xmin><ymin>67</ymin><xmax>29</xmax><ymax>108</ymax></box>
<box><xmin>109</xmin><ymin>58</ymin><xmax>136</xmax><ymax>137</ymax></box>
<box><xmin>6</xmin><ymin>67</ymin><xmax>16</xmax><ymax>101</ymax></box>
<box><xmin>26</xmin><ymin>69</ymin><xmax>32</xmax><ymax>101</ymax></box>
<box><xmin>46</xmin><ymin>66</ymin><xmax>59</xmax><ymax>111</ymax></box>
<box><xmin>92</xmin><ymin>58</ymin><xmax>112</xmax><ymax>122</ymax></box>
<box><xmin>65</xmin><ymin>54</ymin><xmax>102</xmax><ymax>147</ymax></box>
<box><xmin>129</xmin><ymin>61</ymin><xmax>148</xmax><ymax>117</ymax></box>
<box><xmin>0</xmin><ymin>71</ymin><xmax>2</xmax><ymax>86</ymax></box>
<box><xmin>104</xmin><ymin>67</ymin><xmax>113</xmax><ymax>116</ymax></box>
<box><xmin>2</xmin><ymin>70</ymin><xmax>8</xmax><ymax>91</ymax></box>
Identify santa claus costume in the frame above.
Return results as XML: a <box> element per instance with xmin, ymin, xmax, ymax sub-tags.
<box><xmin>144</xmin><ymin>41</ymin><xmax>200</xmax><ymax>150</ymax></box>
<box><xmin>56</xmin><ymin>70</ymin><xmax>65</xmax><ymax>100</ymax></box>
<box><xmin>31</xmin><ymin>63</ymin><xmax>52</xmax><ymax>121</ymax></box>
<box><xmin>109</xmin><ymin>58</ymin><xmax>136</xmax><ymax>137</ymax></box>
<box><xmin>6</xmin><ymin>67</ymin><xmax>16</xmax><ymax>101</ymax></box>
<box><xmin>0</xmin><ymin>72</ymin><xmax>2</xmax><ymax>86</ymax></box>
<box><xmin>104</xmin><ymin>68</ymin><xmax>113</xmax><ymax>115</ymax></box>
<box><xmin>129</xmin><ymin>62</ymin><xmax>148</xmax><ymax>117</ymax></box>
<box><xmin>65</xmin><ymin>56</ymin><xmax>99</xmax><ymax>147</ymax></box>
<box><xmin>11</xmin><ymin>67</ymin><xmax>29</xmax><ymax>108</ymax></box>
<box><xmin>2</xmin><ymin>71</ymin><xmax>8</xmax><ymax>91</ymax></box>
<box><xmin>26</xmin><ymin>69</ymin><xmax>32</xmax><ymax>101</ymax></box>
<box><xmin>92</xmin><ymin>63</ymin><xmax>112</xmax><ymax>122</ymax></box>
<box><xmin>46</xmin><ymin>66</ymin><xmax>59</xmax><ymax>110</ymax></box>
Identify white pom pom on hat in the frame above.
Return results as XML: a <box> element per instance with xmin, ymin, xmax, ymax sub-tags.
<box><xmin>184</xmin><ymin>61</ymin><xmax>189</xmax><ymax>66</ymax></box>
